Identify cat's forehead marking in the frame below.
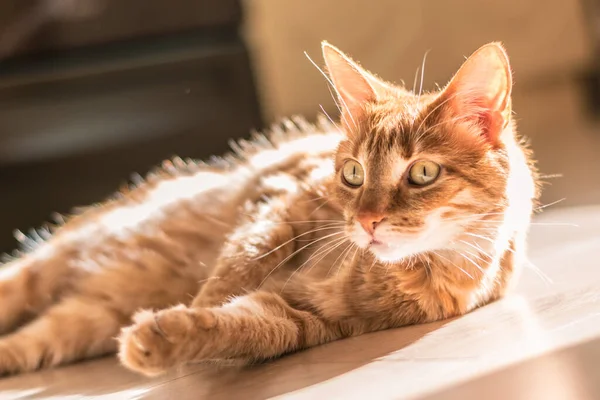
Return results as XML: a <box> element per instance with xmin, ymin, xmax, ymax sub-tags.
<box><xmin>391</xmin><ymin>158</ymin><xmax>411</xmax><ymax>182</ymax></box>
<box><xmin>357</xmin><ymin>142</ymin><xmax>411</xmax><ymax>184</ymax></box>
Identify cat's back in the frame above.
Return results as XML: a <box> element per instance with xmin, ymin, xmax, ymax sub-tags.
<box><xmin>37</xmin><ymin>117</ymin><xmax>342</xmax><ymax>273</ymax></box>
<box><xmin>5</xmin><ymin>116</ymin><xmax>343</xmax><ymax>313</ymax></box>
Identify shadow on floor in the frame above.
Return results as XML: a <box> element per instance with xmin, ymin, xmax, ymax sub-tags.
<box><xmin>0</xmin><ymin>320</ymin><xmax>447</xmax><ymax>399</ymax></box>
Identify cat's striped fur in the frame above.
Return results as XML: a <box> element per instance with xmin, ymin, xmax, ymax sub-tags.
<box><xmin>0</xmin><ymin>42</ymin><xmax>538</xmax><ymax>376</ymax></box>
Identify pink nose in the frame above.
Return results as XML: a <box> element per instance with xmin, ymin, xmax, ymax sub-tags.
<box><xmin>356</xmin><ymin>212</ymin><xmax>385</xmax><ymax>235</ymax></box>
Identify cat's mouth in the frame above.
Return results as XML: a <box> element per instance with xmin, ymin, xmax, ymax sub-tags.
<box><xmin>369</xmin><ymin>239</ymin><xmax>387</xmax><ymax>247</ymax></box>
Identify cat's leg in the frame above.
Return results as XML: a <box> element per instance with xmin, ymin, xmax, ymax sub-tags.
<box><xmin>192</xmin><ymin>198</ymin><xmax>304</xmax><ymax>307</ymax></box>
<box><xmin>0</xmin><ymin>261</ymin><xmax>207</xmax><ymax>375</ymax></box>
<box><xmin>0</xmin><ymin>245</ymin><xmax>204</xmax><ymax>374</ymax></box>
<box><xmin>119</xmin><ymin>291</ymin><xmax>350</xmax><ymax>376</ymax></box>
<box><xmin>0</xmin><ymin>250</ymin><xmax>76</xmax><ymax>334</ymax></box>
<box><xmin>0</xmin><ymin>296</ymin><xmax>127</xmax><ymax>374</ymax></box>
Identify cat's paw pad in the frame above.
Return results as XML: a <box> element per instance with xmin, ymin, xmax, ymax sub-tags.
<box><xmin>118</xmin><ymin>305</ymin><xmax>215</xmax><ymax>376</ymax></box>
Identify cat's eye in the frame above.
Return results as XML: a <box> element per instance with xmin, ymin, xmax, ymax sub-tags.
<box><xmin>342</xmin><ymin>160</ymin><xmax>364</xmax><ymax>187</ymax></box>
<box><xmin>408</xmin><ymin>160</ymin><xmax>441</xmax><ymax>186</ymax></box>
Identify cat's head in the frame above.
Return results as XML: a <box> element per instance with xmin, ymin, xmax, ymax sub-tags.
<box><xmin>323</xmin><ymin>41</ymin><xmax>531</xmax><ymax>263</ymax></box>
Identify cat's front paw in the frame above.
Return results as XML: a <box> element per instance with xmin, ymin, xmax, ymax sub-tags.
<box><xmin>0</xmin><ymin>342</ymin><xmax>25</xmax><ymax>376</ymax></box>
<box><xmin>0</xmin><ymin>337</ymin><xmax>47</xmax><ymax>376</ymax></box>
<box><xmin>117</xmin><ymin>305</ymin><xmax>216</xmax><ymax>376</ymax></box>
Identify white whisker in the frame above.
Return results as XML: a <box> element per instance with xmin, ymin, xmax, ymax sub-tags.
<box><xmin>535</xmin><ymin>197</ymin><xmax>566</xmax><ymax>211</ymax></box>
<box><xmin>327</xmin><ymin>242</ymin><xmax>354</xmax><ymax>277</ymax></box>
<box><xmin>281</xmin><ymin>236</ymin><xmax>349</xmax><ymax>291</ymax></box>
<box><xmin>305</xmin><ymin>51</ymin><xmax>357</xmax><ymax>131</ymax></box>
<box><xmin>368</xmin><ymin>256</ymin><xmax>378</xmax><ymax>273</ymax></box>
<box><xmin>457</xmin><ymin>251</ymin><xmax>485</xmax><ymax>275</ymax></box>
<box><xmin>342</xmin><ymin>246</ymin><xmax>361</xmax><ymax>277</ymax></box>
<box><xmin>257</xmin><ymin>231</ymin><xmax>346</xmax><ymax>288</ymax></box>
<box><xmin>319</xmin><ymin>104</ymin><xmax>341</xmax><ymax>131</ymax></box>
<box><xmin>464</xmin><ymin>232</ymin><xmax>495</xmax><ymax>244</ymax></box>
<box><xmin>525</xmin><ymin>259</ymin><xmax>554</xmax><ymax>286</ymax></box>
<box><xmin>325</xmin><ymin>79</ymin><xmax>343</xmax><ymax>114</ymax></box>
<box><xmin>433</xmin><ymin>251</ymin><xmax>474</xmax><ymax>280</ymax></box>
<box><xmin>530</xmin><ymin>222</ymin><xmax>579</xmax><ymax>227</ymax></box>
<box><xmin>253</xmin><ymin>224</ymin><xmax>344</xmax><ymax>261</ymax></box>
<box><xmin>309</xmin><ymin>199</ymin><xmax>331</xmax><ymax>217</ymax></box>
<box><xmin>418</xmin><ymin>49</ymin><xmax>431</xmax><ymax>102</ymax></box>
<box><xmin>458</xmin><ymin>240</ymin><xmax>492</xmax><ymax>261</ymax></box>
<box><xmin>412</xmin><ymin>66</ymin><xmax>421</xmax><ymax>94</ymax></box>
<box><xmin>335</xmin><ymin>243</ymin><xmax>356</xmax><ymax>278</ymax></box>
<box><xmin>302</xmin><ymin>236</ymin><xmax>349</xmax><ymax>274</ymax></box>
<box><xmin>422</xmin><ymin>254</ymin><xmax>433</xmax><ymax>281</ymax></box>
<box><xmin>539</xmin><ymin>173</ymin><xmax>563</xmax><ymax>180</ymax></box>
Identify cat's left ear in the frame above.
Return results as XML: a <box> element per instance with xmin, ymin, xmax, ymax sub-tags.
<box><xmin>441</xmin><ymin>42</ymin><xmax>512</xmax><ymax>145</ymax></box>
<box><xmin>322</xmin><ymin>42</ymin><xmax>389</xmax><ymax>129</ymax></box>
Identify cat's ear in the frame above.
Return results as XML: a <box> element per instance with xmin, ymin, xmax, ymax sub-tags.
<box><xmin>322</xmin><ymin>42</ymin><xmax>388</xmax><ymax>128</ymax></box>
<box><xmin>441</xmin><ymin>42</ymin><xmax>512</xmax><ymax>144</ymax></box>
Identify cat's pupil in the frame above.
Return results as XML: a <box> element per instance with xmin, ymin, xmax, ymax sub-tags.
<box><xmin>353</xmin><ymin>166</ymin><xmax>356</xmax><ymax>176</ymax></box>
<box><xmin>422</xmin><ymin>165</ymin><xmax>427</xmax><ymax>177</ymax></box>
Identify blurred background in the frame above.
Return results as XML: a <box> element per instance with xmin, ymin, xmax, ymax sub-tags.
<box><xmin>0</xmin><ymin>0</ymin><xmax>599</xmax><ymax>252</ymax></box>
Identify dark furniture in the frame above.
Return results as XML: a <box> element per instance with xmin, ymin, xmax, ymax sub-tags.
<box><xmin>0</xmin><ymin>0</ymin><xmax>262</xmax><ymax>252</ymax></box>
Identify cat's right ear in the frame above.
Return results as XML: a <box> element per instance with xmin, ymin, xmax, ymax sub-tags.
<box><xmin>438</xmin><ymin>42</ymin><xmax>513</xmax><ymax>145</ymax></box>
<box><xmin>322</xmin><ymin>42</ymin><xmax>383</xmax><ymax>129</ymax></box>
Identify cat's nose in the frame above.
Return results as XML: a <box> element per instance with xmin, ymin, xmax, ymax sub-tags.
<box><xmin>356</xmin><ymin>212</ymin><xmax>385</xmax><ymax>235</ymax></box>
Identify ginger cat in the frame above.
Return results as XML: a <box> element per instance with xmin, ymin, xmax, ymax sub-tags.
<box><xmin>0</xmin><ymin>41</ymin><xmax>537</xmax><ymax>376</ymax></box>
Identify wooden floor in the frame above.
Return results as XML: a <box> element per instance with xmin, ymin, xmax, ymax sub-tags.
<box><xmin>0</xmin><ymin>205</ymin><xmax>598</xmax><ymax>399</ymax></box>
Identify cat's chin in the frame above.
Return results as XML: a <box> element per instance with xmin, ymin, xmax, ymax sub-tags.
<box><xmin>349</xmin><ymin>232</ymin><xmax>421</xmax><ymax>263</ymax></box>
<box><xmin>368</xmin><ymin>242</ymin><xmax>414</xmax><ymax>264</ymax></box>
